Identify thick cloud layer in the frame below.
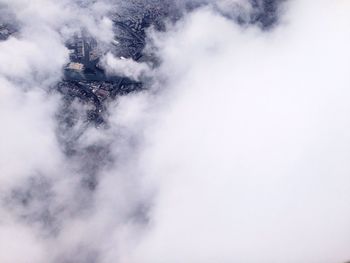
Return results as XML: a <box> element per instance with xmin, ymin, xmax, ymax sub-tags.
<box><xmin>129</xmin><ymin>1</ymin><xmax>350</xmax><ymax>262</ymax></box>
<box><xmin>1</xmin><ymin>0</ymin><xmax>350</xmax><ymax>263</ymax></box>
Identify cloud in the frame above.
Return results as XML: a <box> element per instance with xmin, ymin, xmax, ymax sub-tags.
<box><xmin>2</xmin><ymin>0</ymin><xmax>114</xmax><ymax>42</ymax></box>
<box><xmin>1</xmin><ymin>0</ymin><xmax>350</xmax><ymax>263</ymax></box>
<box><xmin>125</xmin><ymin>1</ymin><xmax>350</xmax><ymax>262</ymax></box>
<box><xmin>0</xmin><ymin>1</ymin><xmax>126</xmax><ymax>262</ymax></box>
<box><xmin>101</xmin><ymin>52</ymin><xmax>150</xmax><ymax>81</ymax></box>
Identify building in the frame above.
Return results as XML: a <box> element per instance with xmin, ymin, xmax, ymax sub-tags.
<box><xmin>66</xmin><ymin>62</ymin><xmax>84</xmax><ymax>71</ymax></box>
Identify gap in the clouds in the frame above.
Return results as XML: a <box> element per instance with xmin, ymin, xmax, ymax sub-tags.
<box><xmin>0</xmin><ymin>4</ymin><xmax>17</xmax><ymax>40</ymax></box>
<box><xmin>55</xmin><ymin>0</ymin><xmax>286</xmax><ymax>124</ymax></box>
<box><xmin>249</xmin><ymin>0</ymin><xmax>286</xmax><ymax>28</ymax></box>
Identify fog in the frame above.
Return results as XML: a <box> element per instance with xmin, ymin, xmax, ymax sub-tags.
<box><xmin>1</xmin><ymin>0</ymin><xmax>350</xmax><ymax>262</ymax></box>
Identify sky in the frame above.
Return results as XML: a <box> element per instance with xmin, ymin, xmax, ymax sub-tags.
<box><xmin>0</xmin><ymin>0</ymin><xmax>350</xmax><ymax>262</ymax></box>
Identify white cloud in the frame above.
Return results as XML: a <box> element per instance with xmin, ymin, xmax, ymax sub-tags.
<box><xmin>126</xmin><ymin>1</ymin><xmax>350</xmax><ymax>262</ymax></box>
<box><xmin>2</xmin><ymin>0</ymin><xmax>114</xmax><ymax>43</ymax></box>
<box><xmin>101</xmin><ymin>52</ymin><xmax>150</xmax><ymax>81</ymax></box>
<box><xmin>0</xmin><ymin>223</ymin><xmax>46</xmax><ymax>263</ymax></box>
<box><xmin>0</xmin><ymin>1</ymin><xmax>124</xmax><ymax>262</ymax></box>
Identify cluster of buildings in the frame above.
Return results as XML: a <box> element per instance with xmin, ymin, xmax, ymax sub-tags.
<box><xmin>86</xmin><ymin>81</ymin><xmax>112</xmax><ymax>101</ymax></box>
<box><xmin>0</xmin><ymin>24</ymin><xmax>15</xmax><ymax>40</ymax></box>
<box><xmin>59</xmin><ymin>2</ymin><xmax>169</xmax><ymax>123</ymax></box>
<box><xmin>110</xmin><ymin>1</ymin><xmax>170</xmax><ymax>60</ymax></box>
<box><xmin>65</xmin><ymin>33</ymin><xmax>102</xmax><ymax>76</ymax></box>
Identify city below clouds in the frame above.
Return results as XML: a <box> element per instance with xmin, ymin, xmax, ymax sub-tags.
<box><xmin>0</xmin><ymin>0</ymin><xmax>350</xmax><ymax>263</ymax></box>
